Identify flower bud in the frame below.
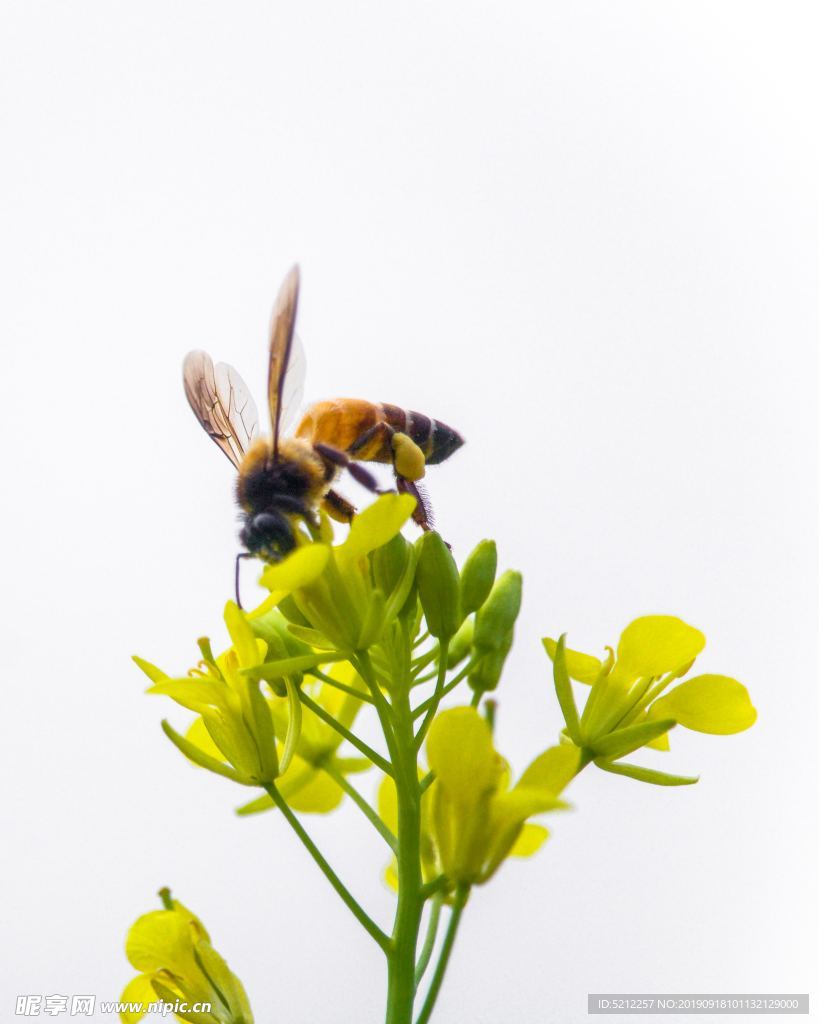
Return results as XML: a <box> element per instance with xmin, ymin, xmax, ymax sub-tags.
<box><xmin>459</xmin><ymin>540</ymin><xmax>497</xmax><ymax>615</ymax></box>
<box><xmin>469</xmin><ymin>628</ymin><xmax>513</xmax><ymax>693</ymax></box>
<box><xmin>447</xmin><ymin>616</ymin><xmax>474</xmax><ymax>668</ymax></box>
<box><xmin>371</xmin><ymin>532</ymin><xmax>411</xmax><ymax>596</ymax></box>
<box><xmin>416</xmin><ymin>532</ymin><xmax>462</xmax><ymax>640</ymax></box>
<box><xmin>473</xmin><ymin>570</ymin><xmax>522</xmax><ymax>653</ymax></box>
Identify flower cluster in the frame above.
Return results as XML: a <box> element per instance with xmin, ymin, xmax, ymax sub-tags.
<box><xmin>128</xmin><ymin>494</ymin><xmax>757</xmax><ymax>1024</ymax></box>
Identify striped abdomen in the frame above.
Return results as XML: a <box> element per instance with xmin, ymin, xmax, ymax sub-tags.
<box><xmin>295</xmin><ymin>399</ymin><xmax>464</xmax><ymax>467</ymax></box>
<box><xmin>379</xmin><ymin>403</ymin><xmax>463</xmax><ymax>465</ymax></box>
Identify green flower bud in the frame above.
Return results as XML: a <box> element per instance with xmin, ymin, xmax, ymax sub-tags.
<box><xmin>416</xmin><ymin>531</ymin><xmax>462</xmax><ymax>640</ymax></box>
<box><xmin>473</xmin><ymin>570</ymin><xmax>522</xmax><ymax>653</ymax></box>
<box><xmin>469</xmin><ymin>628</ymin><xmax>514</xmax><ymax>693</ymax></box>
<box><xmin>447</xmin><ymin>616</ymin><xmax>474</xmax><ymax>668</ymax></box>
<box><xmin>371</xmin><ymin>532</ymin><xmax>411</xmax><ymax>596</ymax></box>
<box><xmin>460</xmin><ymin>539</ymin><xmax>497</xmax><ymax>615</ymax></box>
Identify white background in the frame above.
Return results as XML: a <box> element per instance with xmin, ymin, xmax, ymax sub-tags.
<box><xmin>1</xmin><ymin>2</ymin><xmax>817</xmax><ymax>1022</ymax></box>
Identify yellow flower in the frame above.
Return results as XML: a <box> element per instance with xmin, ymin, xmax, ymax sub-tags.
<box><xmin>235</xmin><ymin>663</ymin><xmax>373</xmax><ymax>816</ymax></box>
<box><xmin>135</xmin><ymin>602</ymin><xmax>280</xmax><ymax>786</ymax></box>
<box><xmin>120</xmin><ymin>891</ymin><xmax>252</xmax><ymax>1024</ymax></box>
<box><xmin>544</xmin><ymin>615</ymin><xmax>757</xmax><ymax>784</ymax></box>
<box><xmin>424</xmin><ymin>708</ymin><xmax>577</xmax><ymax>885</ymax></box>
<box><xmin>254</xmin><ymin>493</ymin><xmax>418</xmax><ymax>652</ymax></box>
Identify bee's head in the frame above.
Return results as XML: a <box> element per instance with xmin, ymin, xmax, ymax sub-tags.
<box><xmin>240</xmin><ymin>509</ymin><xmax>296</xmax><ymax>561</ymax></box>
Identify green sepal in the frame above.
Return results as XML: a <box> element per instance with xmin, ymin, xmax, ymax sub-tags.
<box><xmin>242</xmin><ymin>652</ymin><xmax>348</xmax><ymax>681</ymax></box>
<box><xmin>590</xmin><ymin>718</ymin><xmax>676</xmax><ymax>760</ymax></box>
<box><xmin>251</xmin><ymin>610</ymin><xmax>313</xmax><ymax>660</ymax></box>
<box><xmin>473</xmin><ymin>570</ymin><xmax>522</xmax><ymax>652</ymax></box>
<box><xmin>358</xmin><ymin>587</ymin><xmax>387</xmax><ymax>649</ymax></box>
<box><xmin>371</xmin><ymin>531</ymin><xmax>411</xmax><ymax>595</ymax></box>
<box><xmin>595</xmin><ymin>759</ymin><xmax>699</xmax><ymax>786</ymax></box>
<box><xmin>459</xmin><ymin>539</ymin><xmax>497</xmax><ymax>615</ymax></box>
<box><xmin>160</xmin><ymin>720</ymin><xmax>254</xmax><ymax>785</ymax></box>
<box><xmin>276</xmin><ymin>594</ymin><xmax>312</xmax><ymax>627</ymax></box>
<box><xmin>235</xmin><ymin>792</ymin><xmax>273</xmax><ymax>816</ymax></box>
<box><xmin>285</xmin><ymin>624</ymin><xmax>337</xmax><ymax>651</ymax></box>
<box><xmin>550</xmin><ymin>634</ymin><xmax>582</xmax><ymax>745</ymax></box>
<box><xmin>382</xmin><ymin>543</ymin><xmax>420</xmax><ymax>626</ymax></box>
<box><xmin>132</xmin><ymin>655</ymin><xmax>169</xmax><ymax>685</ymax></box>
<box><xmin>416</xmin><ymin>531</ymin><xmax>462</xmax><ymax>639</ymax></box>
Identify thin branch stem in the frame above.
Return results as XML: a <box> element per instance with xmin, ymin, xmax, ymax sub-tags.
<box><xmin>414</xmin><ymin>884</ymin><xmax>469</xmax><ymax>1024</ymax></box>
<box><xmin>414</xmin><ymin>894</ymin><xmax>442</xmax><ymax>988</ymax></box>
<box><xmin>264</xmin><ymin>783</ymin><xmax>390</xmax><ymax>953</ymax></box>
<box><xmin>414</xmin><ymin>642</ymin><xmax>449</xmax><ymax>751</ymax></box>
<box><xmin>297</xmin><ymin>689</ymin><xmax>393</xmax><ymax>776</ymax></box>
<box><xmin>411</xmin><ymin>659</ymin><xmax>477</xmax><ymax>720</ymax></box>
<box><xmin>321</xmin><ymin>759</ymin><xmax>397</xmax><ymax>852</ymax></box>
<box><xmin>308</xmin><ymin>667</ymin><xmax>375</xmax><ymax>704</ymax></box>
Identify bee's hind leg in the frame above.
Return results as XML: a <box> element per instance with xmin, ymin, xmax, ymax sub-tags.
<box><xmin>397</xmin><ymin>476</ymin><xmax>434</xmax><ymax>531</ymax></box>
<box><xmin>322</xmin><ymin>488</ymin><xmax>356</xmax><ymax>523</ymax></box>
<box><xmin>314</xmin><ymin>442</ymin><xmax>386</xmax><ymax>495</ymax></box>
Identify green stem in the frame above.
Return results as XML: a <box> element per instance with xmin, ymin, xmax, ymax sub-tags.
<box><xmin>414</xmin><ymin>894</ymin><xmax>442</xmax><ymax>987</ymax></box>
<box><xmin>297</xmin><ymin>689</ymin><xmax>393</xmax><ymax>776</ymax></box>
<box><xmin>355</xmin><ymin>650</ymin><xmax>400</xmax><ymax>761</ymax></box>
<box><xmin>321</xmin><ymin>759</ymin><xmax>397</xmax><ymax>852</ymax></box>
<box><xmin>414</xmin><ymin>642</ymin><xmax>449</xmax><ymax>751</ymax></box>
<box><xmin>264</xmin><ymin>783</ymin><xmax>390</xmax><ymax>953</ymax></box>
<box><xmin>385</xmin><ymin>688</ymin><xmax>425</xmax><ymax>1024</ymax></box>
<box><xmin>411</xmin><ymin>658</ymin><xmax>477</xmax><ymax>720</ymax></box>
<box><xmin>414</xmin><ymin>884</ymin><xmax>469</xmax><ymax>1024</ymax></box>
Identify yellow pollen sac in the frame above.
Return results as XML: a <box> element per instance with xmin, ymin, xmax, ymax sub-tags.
<box><xmin>392</xmin><ymin>432</ymin><xmax>426</xmax><ymax>481</ymax></box>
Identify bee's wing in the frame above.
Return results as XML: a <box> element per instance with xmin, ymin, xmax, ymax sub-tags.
<box><xmin>267</xmin><ymin>264</ymin><xmax>301</xmax><ymax>454</ymax></box>
<box><xmin>183</xmin><ymin>349</ymin><xmax>259</xmax><ymax>469</ymax></box>
<box><xmin>278</xmin><ymin>332</ymin><xmax>307</xmax><ymax>436</ymax></box>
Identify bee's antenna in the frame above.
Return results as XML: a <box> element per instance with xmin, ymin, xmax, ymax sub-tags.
<box><xmin>235</xmin><ymin>552</ymin><xmax>252</xmax><ymax>609</ymax></box>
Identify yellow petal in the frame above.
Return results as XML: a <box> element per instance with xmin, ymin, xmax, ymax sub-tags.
<box><xmin>119</xmin><ymin>975</ymin><xmax>156</xmax><ymax>1024</ymax></box>
<box><xmin>426</xmin><ymin>707</ymin><xmax>502</xmax><ymax>798</ymax></box>
<box><xmin>185</xmin><ymin>717</ymin><xmax>226</xmax><ymax>762</ymax></box>
<box><xmin>125</xmin><ymin>911</ymin><xmax>195</xmax><ymax>974</ymax></box>
<box><xmin>288</xmin><ymin>771</ymin><xmax>344</xmax><ymax>813</ymax></box>
<box><xmin>224</xmin><ymin>602</ymin><xmax>265</xmax><ymax>668</ymax></box>
<box><xmin>617</xmin><ymin>616</ymin><xmax>705</xmax><ymax>679</ymax></box>
<box><xmin>542</xmin><ymin>638</ymin><xmax>602</xmax><ymax>685</ymax></box>
<box><xmin>516</xmin><ymin>745</ymin><xmax>580</xmax><ymax>796</ymax></box>
<box><xmin>650</xmin><ymin>674</ymin><xmax>757</xmax><ymax>734</ymax></box>
<box><xmin>337</xmin><ymin>494</ymin><xmax>416</xmax><ymax>561</ymax></box>
<box><xmin>257</xmin><ymin>544</ymin><xmax>331</xmax><ymax>600</ymax></box>
<box><xmin>509</xmin><ymin>823</ymin><xmax>549</xmax><ymax>858</ymax></box>
<box><xmin>384</xmin><ymin>858</ymin><xmax>399</xmax><ymax>892</ymax></box>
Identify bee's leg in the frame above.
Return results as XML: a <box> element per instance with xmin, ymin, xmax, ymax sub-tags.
<box><xmin>397</xmin><ymin>476</ymin><xmax>434</xmax><ymax>531</ymax></box>
<box><xmin>349</xmin><ymin>423</ymin><xmax>427</xmax><ymax>484</ymax></box>
<box><xmin>322</xmin><ymin>488</ymin><xmax>356</xmax><ymax>523</ymax></box>
<box><xmin>314</xmin><ymin>442</ymin><xmax>384</xmax><ymax>494</ymax></box>
<box><xmin>235</xmin><ymin>551</ymin><xmax>254</xmax><ymax>610</ymax></box>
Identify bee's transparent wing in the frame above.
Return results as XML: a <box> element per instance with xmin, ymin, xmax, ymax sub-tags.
<box><xmin>267</xmin><ymin>264</ymin><xmax>300</xmax><ymax>454</ymax></box>
<box><xmin>278</xmin><ymin>332</ymin><xmax>307</xmax><ymax>436</ymax></box>
<box><xmin>183</xmin><ymin>349</ymin><xmax>259</xmax><ymax>469</ymax></box>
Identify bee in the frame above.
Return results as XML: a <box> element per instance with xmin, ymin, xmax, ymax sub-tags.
<box><xmin>183</xmin><ymin>266</ymin><xmax>464</xmax><ymax>584</ymax></box>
